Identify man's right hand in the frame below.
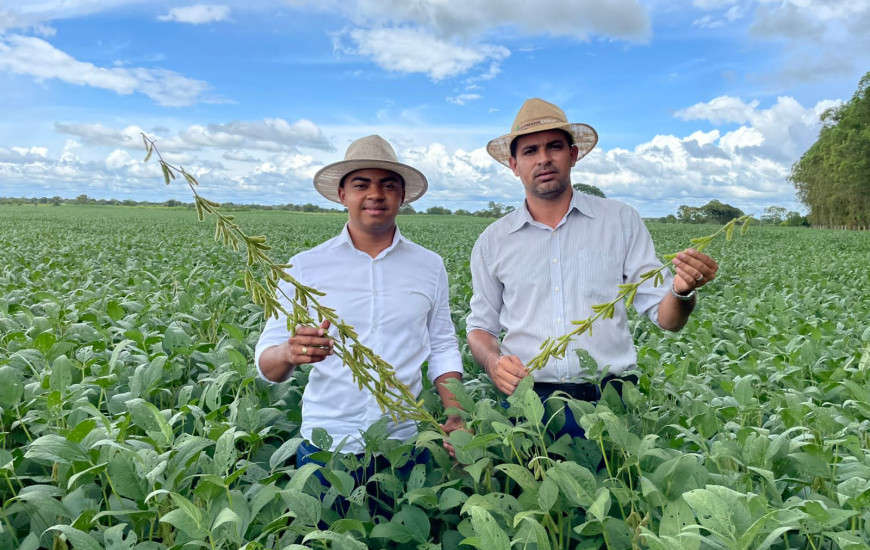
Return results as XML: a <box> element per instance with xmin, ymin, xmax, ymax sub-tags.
<box><xmin>287</xmin><ymin>319</ymin><xmax>334</xmax><ymax>365</ymax></box>
<box><xmin>487</xmin><ymin>354</ymin><xmax>529</xmax><ymax>396</ymax></box>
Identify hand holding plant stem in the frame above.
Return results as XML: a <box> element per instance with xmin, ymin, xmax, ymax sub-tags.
<box><xmin>141</xmin><ymin>134</ymin><xmax>444</xmax><ymax>433</ymax></box>
<box><xmin>525</xmin><ymin>214</ymin><xmax>753</xmax><ymax>372</ymax></box>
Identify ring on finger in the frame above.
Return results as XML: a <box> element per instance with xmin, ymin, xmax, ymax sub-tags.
<box><xmin>695</xmin><ymin>273</ymin><xmax>704</xmax><ymax>282</ymax></box>
<box><xmin>301</xmin><ymin>346</ymin><xmax>308</xmax><ymax>355</ymax></box>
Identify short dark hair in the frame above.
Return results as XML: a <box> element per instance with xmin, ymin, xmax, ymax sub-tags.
<box><xmin>339</xmin><ymin>170</ymin><xmax>406</xmax><ymax>189</ymax></box>
<box><xmin>510</xmin><ymin>129</ymin><xmax>574</xmax><ymax>159</ymax></box>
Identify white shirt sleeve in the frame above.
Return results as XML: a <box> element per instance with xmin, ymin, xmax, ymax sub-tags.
<box><xmin>253</xmin><ymin>261</ymin><xmax>303</xmax><ymax>383</ymax></box>
<box><xmin>425</xmin><ymin>260</ymin><xmax>463</xmax><ymax>382</ymax></box>
<box><xmin>621</xmin><ymin>207</ymin><xmax>671</xmax><ymax>326</ymax></box>
<box><xmin>466</xmin><ymin>233</ymin><xmax>504</xmax><ymax>338</ymax></box>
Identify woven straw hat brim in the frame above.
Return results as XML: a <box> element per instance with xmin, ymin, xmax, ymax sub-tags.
<box><xmin>313</xmin><ymin>159</ymin><xmax>428</xmax><ymax>204</ymax></box>
<box><xmin>486</xmin><ymin>122</ymin><xmax>599</xmax><ymax>167</ymax></box>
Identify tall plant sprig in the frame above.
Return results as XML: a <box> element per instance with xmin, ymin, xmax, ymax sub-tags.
<box><xmin>140</xmin><ymin>134</ymin><xmax>443</xmax><ymax>432</ymax></box>
<box><xmin>526</xmin><ymin>214</ymin><xmax>753</xmax><ymax>372</ymax></box>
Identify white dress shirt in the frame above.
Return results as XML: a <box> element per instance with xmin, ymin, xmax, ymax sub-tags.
<box><xmin>255</xmin><ymin>225</ymin><xmax>461</xmax><ymax>453</ymax></box>
<box><xmin>467</xmin><ymin>190</ymin><xmax>672</xmax><ymax>381</ymax></box>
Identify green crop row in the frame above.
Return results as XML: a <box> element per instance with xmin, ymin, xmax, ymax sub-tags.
<box><xmin>0</xmin><ymin>205</ymin><xmax>868</xmax><ymax>549</ymax></box>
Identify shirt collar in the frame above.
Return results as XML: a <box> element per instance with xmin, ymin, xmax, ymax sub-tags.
<box><xmin>336</xmin><ymin>223</ymin><xmax>407</xmax><ymax>257</ymax></box>
<box><xmin>507</xmin><ymin>188</ymin><xmax>596</xmax><ymax>233</ymax></box>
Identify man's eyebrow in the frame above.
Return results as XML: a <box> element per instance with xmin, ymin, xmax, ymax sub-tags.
<box><xmin>348</xmin><ymin>175</ymin><xmax>371</xmax><ymax>183</ymax></box>
<box><xmin>378</xmin><ymin>175</ymin><xmax>400</xmax><ymax>183</ymax></box>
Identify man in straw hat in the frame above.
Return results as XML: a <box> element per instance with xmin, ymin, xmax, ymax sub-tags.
<box><xmin>255</xmin><ymin>135</ymin><xmax>464</xmax><ymax>465</ymax></box>
<box><xmin>467</xmin><ymin>98</ymin><xmax>718</xmax><ymax>435</ymax></box>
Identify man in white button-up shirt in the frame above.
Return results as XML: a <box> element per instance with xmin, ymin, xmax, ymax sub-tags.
<box><xmin>467</xmin><ymin>98</ymin><xmax>719</xmax><ymax>405</ymax></box>
<box><xmin>255</xmin><ymin>135</ymin><xmax>464</xmax><ymax>457</ymax></box>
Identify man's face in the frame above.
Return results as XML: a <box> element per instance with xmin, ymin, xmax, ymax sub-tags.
<box><xmin>338</xmin><ymin>168</ymin><xmax>405</xmax><ymax>236</ymax></box>
<box><xmin>509</xmin><ymin>130</ymin><xmax>579</xmax><ymax>201</ymax></box>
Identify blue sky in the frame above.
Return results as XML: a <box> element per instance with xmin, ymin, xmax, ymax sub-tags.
<box><xmin>1</xmin><ymin>1</ymin><xmax>868</xmax><ymax>216</ymax></box>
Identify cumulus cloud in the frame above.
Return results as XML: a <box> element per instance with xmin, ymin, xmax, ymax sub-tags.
<box><xmin>675</xmin><ymin>96</ymin><xmax>760</xmax><ymax>125</ymax></box>
<box><xmin>0</xmin><ymin>34</ymin><xmax>210</xmax><ymax>107</ymax></box>
<box><xmin>321</xmin><ymin>0</ymin><xmax>649</xmax><ymax>82</ymax></box>
<box><xmin>56</xmin><ymin>118</ymin><xmax>334</xmax><ymax>153</ymax></box>
<box><xmin>565</xmin><ymin>95</ymin><xmax>838</xmax><ymax>215</ymax></box>
<box><xmin>747</xmin><ymin>0</ymin><xmax>870</xmax><ymax>84</ymax></box>
<box><xmin>348</xmin><ymin>27</ymin><xmax>509</xmax><ymax>81</ymax></box>
<box><xmin>0</xmin><ymin>94</ymin><xmax>833</xmax><ymax>215</ymax></box>
<box><xmin>350</xmin><ymin>0</ymin><xmax>650</xmax><ymax>41</ymax></box>
<box><xmin>157</xmin><ymin>5</ymin><xmax>231</xmax><ymax>24</ymax></box>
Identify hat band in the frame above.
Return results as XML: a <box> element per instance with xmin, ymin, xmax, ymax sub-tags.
<box><xmin>514</xmin><ymin>117</ymin><xmax>565</xmax><ymax>132</ymax></box>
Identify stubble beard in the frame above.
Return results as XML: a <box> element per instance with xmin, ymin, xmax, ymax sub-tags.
<box><xmin>530</xmin><ymin>176</ymin><xmax>570</xmax><ymax>201</ymax></box>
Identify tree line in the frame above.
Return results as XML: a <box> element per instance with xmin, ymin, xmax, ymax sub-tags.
<box><xmin>790</xmin><ymin>70</ymin><xmax>870</xmax><ymax>229</ymax></box>
<box><xmin>1</xmin><ymin>190</ymin><xmax>809</xmax><ymax>226</ymax></box>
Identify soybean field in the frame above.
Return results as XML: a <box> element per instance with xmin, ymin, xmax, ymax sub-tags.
<box><xmin>1</xmin><ymin>205</ymin><xmax>869</xmax><ymax>550</ymax></box>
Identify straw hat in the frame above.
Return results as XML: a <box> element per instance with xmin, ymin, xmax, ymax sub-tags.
<box><xmin>313</xmin><ymin>135</ymin><xmax>428</xmax><ymax>204</ymax></box>
<box><xmin>487</xmin><ymin>98</ymin><xmax>598</xmax><ymax>167</ymax></box>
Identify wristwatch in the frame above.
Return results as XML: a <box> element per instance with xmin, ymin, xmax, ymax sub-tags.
<box><xmin>671</xmin><ymin>284</ymin><xmax>696</xmax><ymax>301</ymax></box>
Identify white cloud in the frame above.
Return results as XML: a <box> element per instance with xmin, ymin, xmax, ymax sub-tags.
<box><xmin>55</xmin><ymin>123</ymin><xmax>148</xmax><ymax>148</ymax></box>
<box><xmin>157</xmin><ymin>5</ymin><xmax>231</xmax><ymax>24</ymax></box>
<box><xmin>747</xmin><ymin>0</ymin><xmax>870</xmax><ymax>84</ymax></box>
<box><xmin>675</xmin><ymin>96</ymin><xmax>760</xmax><ymax>125</ymax></box>
<box><xmin>447</xmin><ymin>93</ymin><xmax>482</xmax><ymax>105</ymax></box>
<box><xmin>349</xmin><ymin>27</ymin><xmax>509</xmax><ymax>81</ymax></box>
<box><xmin>0</xmin><ymin>34</ymin><xmax>211</xmax><ymax>107</ymax></box>
<box><xmin>56</xmin><ymin>118</ymin><xmax>333</xmax><ymax>153</ymax></box>
<box><xmin>0</xmin><ymin>94</ymin><xmax>833</xmax><ymax>215</ymax></box>
<box><xmin>351</xmin><ymin>0</ymin><xmax>650</xmax><ymax>41</ymax></box>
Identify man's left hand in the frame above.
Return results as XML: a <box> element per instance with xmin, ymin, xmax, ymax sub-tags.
<box><xmin>441</xmin><ymin>415</ymin><xmax>468</xmax><ymax>459</ymax></box>
<box><xmin>672</xmin><ymin>248</ymin><xmax>718</xmax><ymax>295</ymax></box>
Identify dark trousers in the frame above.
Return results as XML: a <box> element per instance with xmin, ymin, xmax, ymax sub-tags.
<box><xmin>532</xmin><ymin>374</ymin><xmax>638</xmax><ymax>439</ymax></box>
<box><xmin>297</xmin><ymin>440</ymin><xmax>431</xmax><ymax>516</ymax></box>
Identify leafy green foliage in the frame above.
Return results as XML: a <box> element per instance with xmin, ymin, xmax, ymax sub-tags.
<box><xmin>1</xmin><ymin>206</ymin><xmax>868</xmax><ymax>549</ymax></box>
<box><xmin>790</xmin><ymin>70</ymin><xmax>870</xmax><ymax>229</ymax></box>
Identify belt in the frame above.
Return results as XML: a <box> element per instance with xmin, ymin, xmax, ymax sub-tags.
<box><xmin>534</xmin><ymin>374</ymin><xmax>638</xmax><ymax>401</ymax></box>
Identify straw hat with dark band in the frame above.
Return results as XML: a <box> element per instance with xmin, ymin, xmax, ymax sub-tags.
<box><xmin>486</xmin><ymin>98</ymin><xmax>598</xmax><ymax>167</ymax></box>
<box><xmin>313</xmin><ymin>135</ymin><xmax>428</xmax><ymax>204</ymax></box>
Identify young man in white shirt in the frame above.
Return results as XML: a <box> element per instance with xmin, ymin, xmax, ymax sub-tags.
<box><xmin>255</xmin><ymin>135</ymin><xmax>464</xmax><ymax>464</ymax></box>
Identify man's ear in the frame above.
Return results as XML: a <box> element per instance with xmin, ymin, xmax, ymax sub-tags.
<box><xmin>508</xmin><ymin>156</ymin><xmax>519</xmax><ymax>177</ymax></box>
<box><xmin>337</xmin><ymin>186</ymin><xmax>346</xmax><ymax>205</ymax></box>
<box><xmin>570</xmin><ymin>144</ymin><xmax>579</xmax><ymax>168</ymax></box>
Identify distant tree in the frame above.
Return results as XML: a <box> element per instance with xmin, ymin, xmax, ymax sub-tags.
<box><xmin>572</xmin><ymin>182</ymin><xmax>606</xmax><ymax>198</ymax></box>
<box><xmin>475</xmin><ymin>201</ymin><xmax>515</xmax><ymax>218</ymax></box>
<box><xmin>761</xmin><ymin>206</ymin><xmax>788</xmax><ymax>225</ymax></box>
<box><xmin>75</xmin><ymin>194</ymin><xmax>90</xmax><ymax>204</ymax></box>
<box><xmin>700</xmin><ymin>200</ymin><xmax>744</xmax><ymax>224</ymax></box>
<box><xmin>51</xmin><ymin>196</ymin><xmax>62</xmax><ymax>206</ymax></box>
<box><xmin>677</xmin><ymin>205</ymin><xmax>704</xmax><ymax>224</ymax></box>
<box><xmin>165</xmin><ymin>199</ymin><xmax>182</xmax><ymax>207</ymax></box>
<box><xmin>782</xmin><ymin>211</ymin><xmax>809</xmax><ymax>227</ymax></box>
<box><xmin>790</xmin><ymin>71</ymin><xmax>870</xmax><ymax>228</ymax></box>
<box><xmin>453</xmin><ymin>209</ymin><xmax>472</xmax><ymax>216</ymax></box>
<box><xmin>425</xmin><ymin>206</ymin><xmax>452</xmax><ymax>215</ymax></box>
<box><xmin>676</xmin><ymin>201</ymin><xmax>743</xmax><ymax>224</ymax></box>
<box><xmin>399</xmin><ymin>204</ymin><xmax>416</xmax><ymax>215</ymax></box>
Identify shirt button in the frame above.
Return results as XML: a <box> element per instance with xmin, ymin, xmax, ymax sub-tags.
<box><xmin>554</xmin><ymin>286</ymin><xmax>560</xmax><ymax>293</ymax></box>
<box><xmin>560</xmin><ymin>377</ymin><xmax>566</xmax><ymax>382</ymax></box>
<box><xmin>557</xmin><ymin>318</ymin><xmax>562</xmax><ymax>324</ymax></box>
<box><xmin>552</xmin><ymin>258</ymin><xmax>558</xmax><ymax>264</ymax></box>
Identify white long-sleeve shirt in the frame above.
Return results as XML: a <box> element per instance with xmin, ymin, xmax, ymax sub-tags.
<box><xmin>255</xmin><ymin>224</ymin><xmax>462</xmax><ymax>453</ymax></box>
<box><xmin>467</xmin><ymin>190</ymin><xmax>671</xmax><ymax>381</ymax></box>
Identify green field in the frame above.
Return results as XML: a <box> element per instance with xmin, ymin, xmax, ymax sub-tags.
<box><xmin>1</xmin><ymin>205</ymin><xmax>869</xmax><ymax>550</ymax></box>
